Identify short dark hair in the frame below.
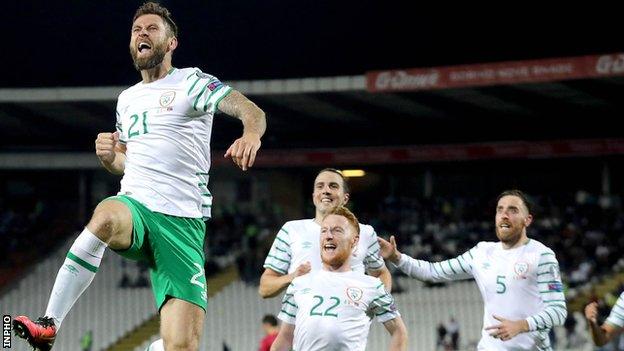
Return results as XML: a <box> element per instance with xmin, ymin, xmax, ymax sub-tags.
<box><xmin>497</xmin><ymin>189</ymin><xmax>532</xmax><ymax>214</ymax></box>
<box><xmin>262</xmin><ymin>314</ymin><xmax>278</xmax><ymax>326</ymax></box>
<box><xmin>316</xmin><ymin>168</ymin><xmax>350</xmax><ymax>193</ymax></box>
<box><xmin>133</xmin><ymin>2</ymin><xmax>178</xmax><ymax>38</ymax></box>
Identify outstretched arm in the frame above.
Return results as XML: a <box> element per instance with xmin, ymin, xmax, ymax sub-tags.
<box><xmin>218</xmin><ymin>90</ymin><xmax>266</xmax><ymax>171</ymax></box>
<box><xmin>378</xmin><ymin>236</ymin><xmax>474</xmax><ymax>282</ymax></box>
<box><xmin>259</xmin><ymin>263</ymin><xmax>310</xmax><ymax>298</ymax></box>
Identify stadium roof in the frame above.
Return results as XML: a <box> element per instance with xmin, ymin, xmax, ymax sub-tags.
<box><xmin>1</xmin><ymin>1</ymin><xmax>623</xmax><ymax>152</ymax></box>
<box><xmin>1</xmin><ymin>72</ymin><xmax>623</xmax><ymax>152</ymax></box>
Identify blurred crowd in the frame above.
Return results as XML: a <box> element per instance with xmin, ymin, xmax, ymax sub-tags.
<box><xmin>2</xmin><ymin>190</ymin><xmax>623</xmax><ymax>302</ymax></box>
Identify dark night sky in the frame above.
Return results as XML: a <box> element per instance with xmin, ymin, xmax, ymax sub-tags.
<box><xmin>2</xmin><ymin>1</ymin><xmax>622</xmax><ymax>88</ymax></box>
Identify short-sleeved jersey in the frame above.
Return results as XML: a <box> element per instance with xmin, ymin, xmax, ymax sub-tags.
<box><xmin>606</xmin><ymin>292</ymin><xmax>624</xmax><ymax>328</ymax></box>
<box><xmin>115</xmin><ymin>67</ymin><xmax>232</xmax><ymax>219</ymax></box>
<box><xmin>263</xmin><ymin>219</ymin><xmax>385</xmax><ymax>275</ymax></box>
<box><xmin>396</xmin><ymin>239</ymin><xmax>566</xmax><ymax>351</ymax></box>
<box><xmin>278</xmin><ymin>270</ymin><xmax>399</xmax><ymax>351</ymax></box>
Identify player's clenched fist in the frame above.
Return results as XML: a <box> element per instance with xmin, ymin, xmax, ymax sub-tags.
<box><xmin>585</xmin><ymin>302</ymin><xmax>599</xmax><ymax>324</ymax></box>
<box><xmin>95</xmin><ymin>131</ymin><xmax>120</xmax><ymax>164</ymax></box>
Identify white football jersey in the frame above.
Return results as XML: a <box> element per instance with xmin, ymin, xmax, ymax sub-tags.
<box><xmin>263</xmin><ymin>219</ymin><xmax>385</xmax><ymax>275</ymax></box>
<box><xmin>606</xmin><ymin>292</ymin><xmax>624</xmax><ymax>328</ymax></box>
<box><xmin>396</xmin><ymin>239</ymin><xmax>567</xmax><ymax>350</ymax></box>
<box><xmin>278</xmin><ymin>270</ymin><xmax>399</xmax><ymax>351</ymax></box>
<box><xmin>115</xmin><ymin>67</ymin><xmax>232</xmax><ymax>218</ymax></box>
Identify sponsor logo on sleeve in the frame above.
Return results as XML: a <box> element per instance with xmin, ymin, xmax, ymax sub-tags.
<box><xmin>548</xmin><ymin>282</ymin><xmax>564</xmax><ymax>292</ymax></box>
<box><xmin>207</xmin><ymin>81</ymin><xmax>223</xmax><ymax>91</ymax></box>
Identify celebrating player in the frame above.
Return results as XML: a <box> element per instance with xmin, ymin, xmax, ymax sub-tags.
<box><xmin>13</xmin><ymin>2</ymin><xmax>266</xmax><ymax>351</ymax></box>
<box><xmin>378</xmin><ymin>190</ymin><xmax>567</xmax><ymax>350</ymax></box>
<box><xmin>259</xmin><ymin>168</ymin><xmax>391</xmax><ymax>298</ymax></box>
<box><xmin>270</xmin><ymin>206</ymin><xmax>407</xmax><ymax>351</ymax></box>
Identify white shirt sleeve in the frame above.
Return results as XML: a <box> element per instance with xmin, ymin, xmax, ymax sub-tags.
<box><xmin>363</xmin><ymin>228</ymin><xmax>385</xmax><ymax>271</ymax></box>
<box><xmin>185</xmin><ymin>69</ymin><xmax>232</xmax><ymax>114</ymax></box>
<box><xmin>263</xmin><ymin>225</ymin><xmax>292</xmax><ymax>275</ymax></box>
<box><xmin>278</xmin><ymin>282</ymin><xmax>298</xmax><ymax>325</ymax></box>
<box><xmin>369</xmin><ymin>281</ymin><xmax>400</xmax><ymax>323</ymax></box>
<box><xmin>606</xmin><ymin>292</ymin><xmax>624</xmax><ymax>328</ymax></box>
<box><xmin>525</xmin><ymin>250</ymin><xmax>567</xmax><ymax>331</ymax></box>
<box><xmin>395</xmin><ymin>246</ymin><xmax>475</xmax><ymax>282</ymax></box>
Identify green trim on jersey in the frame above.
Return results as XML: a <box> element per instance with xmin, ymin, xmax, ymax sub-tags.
<box><xmin>214</xmin><ymin>87</ymin><xmax>233</xmax><ymax>110</ymax></box>
<box><xmin>104</xmin><ymin>195</ymin><xmax>208</xmax><ymax>311</ymax></box>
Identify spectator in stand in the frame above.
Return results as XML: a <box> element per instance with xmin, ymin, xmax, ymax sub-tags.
<box><xmin>436</xmin><ymin>322</ymin><xmax>447</xmax><ymax>350</ymax></box>
<box><xmin>258</xmin><ymin>314</ymin><xmax>279</xmax><ymax>351</ymax></box>
<box><xmin>447</xmin><ymin>317</ymin><xmax>459</xmax><ymax>350</ymax></box>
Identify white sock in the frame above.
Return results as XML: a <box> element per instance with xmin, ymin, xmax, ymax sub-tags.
<box><xmin>45</xmin><ymin>227</ymin><xmax>107</xmax><ymax>329</ymax></box>
<box><xmin>146</xmin><ymin>339</ymin><xmax>164</xmax><ymax>351</ymax></box>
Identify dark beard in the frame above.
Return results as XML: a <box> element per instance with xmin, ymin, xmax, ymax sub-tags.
<box><xmin>130</xmin><ymin>45</ymin><xmax>166</xmax><ymax>71</ymax></box>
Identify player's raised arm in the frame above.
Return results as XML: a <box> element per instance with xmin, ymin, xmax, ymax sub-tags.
<box><xmin>585</xmin><ymin>294</ymin><xmax>624</xmax><ymax>346</ymax></box>
<box><xmin>219</xmin><ymin>90</ymin><xmax>266</xmax><ymax>171</ymax></box>
<box><xmin>379</xmin><ymin>235</ymin><xmax>474</xmax><ymax>282</ymax></box>
<box><xmin>95</xmin><ymin>131</ymin><xmax>126</xmax><ymax>175</ymax></box>
<box><xmin>259</xmin><ymin>262</ymin><xmax>310</xmax><ymax>298</ymax></box>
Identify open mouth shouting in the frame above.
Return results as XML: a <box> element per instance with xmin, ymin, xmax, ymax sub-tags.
<box><xmin>137</xmin><ymin>41</ymin><xmax>153</xmax><ymax>56</ymax></box>
<box><xmin>323</xmin><ymin>242</ymin><xmax>337</xmax><ymax>253</ymax></box>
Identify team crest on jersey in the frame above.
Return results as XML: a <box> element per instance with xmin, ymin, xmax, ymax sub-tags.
<box><xmin>514</xmin><ymin>261</ymin><xmax>530</xmax><ymax>279</ymax></box>
<box><xmin>346</xmin><ymin>287</ymin><xmax>363</xmax><ymax>303</ymax></box>
<box><xmin>159</xmin><ymin>91</ymin><xmax>176</xmax><ymax>107</ymax></box>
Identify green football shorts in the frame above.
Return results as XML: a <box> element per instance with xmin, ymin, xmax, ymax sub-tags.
<box><xmin>104</xmin><ymin>195</ymin><xmax>208</xmax><ymax>312</ymax></box>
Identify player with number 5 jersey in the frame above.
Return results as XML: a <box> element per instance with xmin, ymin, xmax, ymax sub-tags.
<box><xmin>12</xmin><ymin>3</ymin><xmax>266</xmax><ymax>351</ymax></box>
<box><xmin>378</xmin><ymin>190</ymin><xmax>567</xmax><ymax>351</ymax></box>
